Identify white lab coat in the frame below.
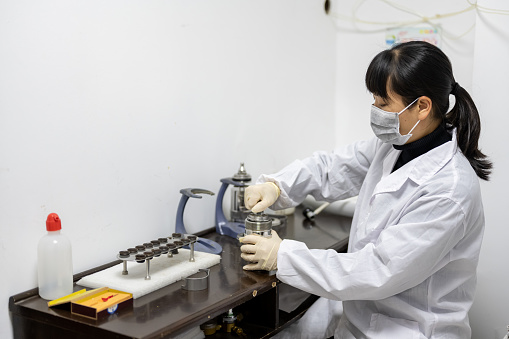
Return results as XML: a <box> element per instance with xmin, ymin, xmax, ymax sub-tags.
<box><xmin>261</xmin><ymin>130</ymin><xmax>484</xmax><ymax>338</ymax></box>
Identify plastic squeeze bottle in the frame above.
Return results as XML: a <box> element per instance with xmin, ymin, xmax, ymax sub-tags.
<box><xmin>37</xmin><ymin>213</ymin><xmax>73</xmax><ymax>300</ymax></box>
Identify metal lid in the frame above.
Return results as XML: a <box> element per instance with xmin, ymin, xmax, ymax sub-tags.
<box><xmin>232</xmin><ymin>163</ymin><xmax>251</xmax><ymax>182</ymax></box>
<box><xmin>245</xmin><ymin>212</ymin><xmax>272</xmax><ymax>232</ymax></box>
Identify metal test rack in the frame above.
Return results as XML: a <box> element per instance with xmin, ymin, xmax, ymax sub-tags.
<box><xmin>117</xmin><ymin>233</ymin><xmax>198</xmax><ymax>280</ymax></box>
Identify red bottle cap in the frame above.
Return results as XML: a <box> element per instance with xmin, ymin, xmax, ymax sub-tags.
<box><xmin>46</xmin><ymin>213</ymin><xmax>62</xmax><ymax>231</ymax></box>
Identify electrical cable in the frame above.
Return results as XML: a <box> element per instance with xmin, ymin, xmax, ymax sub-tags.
<box><xmin>302</xmin><ymin>202</ymin><xmax>331</xmax><ymax>220</ymax></box>
<box><xmin>313</xmin><ymin>202</ymin><xmax>331</xmax><ymax>216</ymax></box>
<box><xmin>332</xmin><ymin>0</ymin><xmax>476</xmax><ymax>27</ymax></box>
<box><xmin>467</xmin><ymin>0</ymin><xmax>509</xmax><ymax>15</ymax></box>
<box><xmin>328</xmin><ymin>0</ymin><xmax>509</xmax><ymax>38</ymax></box>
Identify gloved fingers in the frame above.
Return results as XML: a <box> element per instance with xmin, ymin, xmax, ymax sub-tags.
<box><xmin>240</xmin><ymin>252</ymin><xmax>256</xmax><ymax>262</ymax></box>
<box><xmin>251</xmin><ymin>201</ymin><xmax>269</xmax><ymax>214</ymax></box>
<box><xmin>244</xmin><ymin>183</ymin><xmax>279</xmax><ymax>213</ymax></box>
<box><xmin>243</xmin><ymin>262</ymin><xmax>262</xmax><ymax>271</ymax></box>
<box><xmin>244</xmin><ymin>186</ymin><xmax>262</xmax><ymax>210</ymax></box>
<box><xmin>240</xmin><ymin>244</ymin><xmax>257</xmax><ymax>254</ymax></box>
<box><xmin>245</xmin><ymin>196</ymin><xmax>261</xmax><ymax>211</ymax></box>
<box><xmin>240</xmin><ymin>234</ymin><xmax>263</xmax><ymax>245</ymax></box>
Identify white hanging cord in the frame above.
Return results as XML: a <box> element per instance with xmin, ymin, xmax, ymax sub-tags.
<box><xmin>467</xmin><ymin>0</ymin><xmax>509</xmax><ymax>15</ymax></box>
<box><xmin>329</xmin><ymin>0</ymin><xmax>509</xmax><ymax>34</ymax></box>
<box><xmin>332</xmin><ymin>0</ymin><xmax>477</xmax><ymax>28</ymax></box>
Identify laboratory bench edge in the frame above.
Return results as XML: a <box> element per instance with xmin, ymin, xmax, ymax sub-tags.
<box><xmin>9</xmin><ymin>207</ymin><xmax>351</xmax><ymax>339</ymax></box>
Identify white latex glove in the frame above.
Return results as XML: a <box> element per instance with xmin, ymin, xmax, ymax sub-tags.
<box><xmin>240</xmin><ymin>230</ymin><xmax>282</xmax><ymax>271</ymax></box>
<box><xmin>244</xmin><ymin>182</ymin><xmax>280</xmax><ymax>214</ymax></box>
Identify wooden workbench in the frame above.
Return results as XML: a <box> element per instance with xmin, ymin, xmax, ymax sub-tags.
<box><xmin>9</xmin><ymin>207</ymin><xmax>351</xmax><ymax>339</ymax></box>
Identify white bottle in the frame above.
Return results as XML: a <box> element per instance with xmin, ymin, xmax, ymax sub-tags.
<box><xmin>37</xmin><ymin>213</ymin><xmax>73</xmax><ymax>300</ymax></box>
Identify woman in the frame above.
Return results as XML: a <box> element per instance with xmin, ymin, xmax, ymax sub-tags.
<box><xmin>240</xmin><ymin>41</ymin><xmax>492</xmax><ymax>338</ymax></box>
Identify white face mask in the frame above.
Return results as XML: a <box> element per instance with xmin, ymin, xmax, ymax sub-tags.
<box><xmin>370</xmin><ymin>97</ymin><xmax>420</xmax><ymax>146</ymax></box>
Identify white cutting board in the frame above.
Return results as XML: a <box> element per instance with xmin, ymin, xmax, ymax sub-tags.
<box><xmin>77</xmin><ymin>249</ymin><xmax>221</xmax><ymax>299</ymax></box>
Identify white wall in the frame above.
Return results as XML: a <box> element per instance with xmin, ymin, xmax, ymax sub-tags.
<box><xmin>0</xmin><ymin>1</ymin><xmax>337</xmax><ymax>338</ymax></box>
<box><xmin>469</xmin><ymin>0</ymin><xmax>509</xmax><ymax>337</ymax></box>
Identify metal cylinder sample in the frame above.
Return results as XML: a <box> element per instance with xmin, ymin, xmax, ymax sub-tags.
<box><xmin>244</xmin><ymin>213</ymin><xmax>272</xmax><ymax>237</ymax></box>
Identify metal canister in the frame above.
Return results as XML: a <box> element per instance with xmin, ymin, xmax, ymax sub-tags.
<box><xmin>244</xmin><ymin>213</ymin><xmax>272</xmax><ymax>237</ymax></box>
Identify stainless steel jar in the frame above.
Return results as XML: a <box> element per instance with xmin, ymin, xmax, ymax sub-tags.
<box><xmin>244</xmin><ymin>212</ymin><xmax>272</xmax><ymax>237</ymax></box>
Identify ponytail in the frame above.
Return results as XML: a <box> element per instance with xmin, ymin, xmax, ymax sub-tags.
<box><xmin>446</xmin><ymin>84</ymin><xmax>492</xmax><ymax>180</ymax></box>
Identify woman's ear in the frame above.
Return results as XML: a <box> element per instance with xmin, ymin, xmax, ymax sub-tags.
<box><xmin>417</xmin><ymin>96</ymin><xmax>432</xmax><ymax>120</ymax></box>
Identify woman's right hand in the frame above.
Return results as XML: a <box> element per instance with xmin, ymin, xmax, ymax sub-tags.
<box><xmin>244</xmin><ymin>182</ymin><xmax>280</xmax><ymax>213</ymax></box>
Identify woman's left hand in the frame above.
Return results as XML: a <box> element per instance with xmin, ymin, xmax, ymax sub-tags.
<box><xmin>240</xmin><ymin>230</ymin><xmax>282</xmax><ymax>271</ymax></box>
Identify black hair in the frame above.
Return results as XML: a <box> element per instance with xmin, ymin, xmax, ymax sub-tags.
<box><xmin>365</xmin><ymin>41</ymin><xmax>492</xmax><ymax>180</ymax></box>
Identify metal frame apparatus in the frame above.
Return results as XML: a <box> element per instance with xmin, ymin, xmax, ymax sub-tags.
<box><xmin>116</xmin><ymin>233</ymin><xmax>197</xmax><ymax>280</ymax></box>
<box><xmin>176</xmin><ymin>188</ymin><xmax>223</xmax><ymax>254</ymax></box>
